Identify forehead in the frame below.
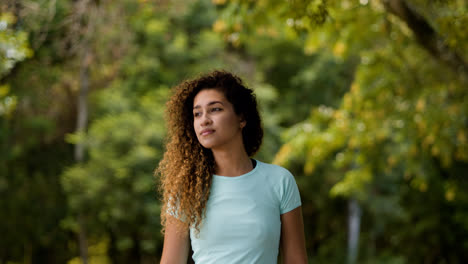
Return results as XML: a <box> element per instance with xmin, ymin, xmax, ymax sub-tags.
<box><xmin>193</xmin><ymin>89</ymin><xmax>227</xmax><ymax>105</ymax></box>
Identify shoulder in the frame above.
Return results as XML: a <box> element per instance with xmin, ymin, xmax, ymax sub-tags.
<box><xmin>256</xmin><ymin>160</ymin><xmax>296</xmax><ymax>187</ymax></box>
<box><xmin>257</xmin><ymin>160</ymin><xmax>294</xmax><ymax>178</ymax></box>
<box><xmin>256</xmin><ymin>160</ymin><xmax>301</xmax><ymax>212</ymax></box>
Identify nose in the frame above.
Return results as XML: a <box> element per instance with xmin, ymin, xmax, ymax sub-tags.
<box><xmin>200</xmin><ymin>113</ymin><xmax>212</xmax><ymax>126</ymax></box>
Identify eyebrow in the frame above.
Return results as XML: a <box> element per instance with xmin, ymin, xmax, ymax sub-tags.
<box><xmin>193</xmin><ymin>101</ymin><xmax>224</xmax><ymax>109</ymax></box>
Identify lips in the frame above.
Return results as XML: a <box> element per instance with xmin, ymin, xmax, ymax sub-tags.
<box><xmin>200</xmin><ymin>129</ymin><xmax>215</xmax><ymax>136</ymax></box>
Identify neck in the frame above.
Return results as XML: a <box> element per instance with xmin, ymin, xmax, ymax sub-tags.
<box><xmin>212</xmin><ymin>147</ymin><xmax>253</xmax><ymax>177</ymax></box>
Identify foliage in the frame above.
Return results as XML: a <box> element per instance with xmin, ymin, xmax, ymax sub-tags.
<box><xmin>0</xmin><ymin>12</ymin><xmax>32</xmax><ymax>78</ymax></box>
<box><xmin>0</xmin><ymin>12</ymin><xmax>31</xmax><ymax>121</ymax></box>
<box><xmin>216</xmin><ymin>0</ymin><xmax>468</xmax><ymax>262</ymax></box>
<box><xmin>1</xmin><ymin>0</ymin><xmax>467</xmax><ymax>263</ymax></box>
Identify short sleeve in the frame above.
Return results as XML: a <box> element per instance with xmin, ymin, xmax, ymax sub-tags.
<box><xmin>279</xmin><ymin>170</ymin><xmax>302</xmax><ymax>214</ymax></box>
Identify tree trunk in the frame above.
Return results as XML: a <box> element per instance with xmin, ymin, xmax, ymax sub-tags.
<box><xmin>77</xmin><ymin>214</ymin><xmax>89</xmax><ymax>264</ymax></box>
<box><xmin>23</xmin><ymin>243</ymin><xmax>32</xmax><ymax>264</ymax></box>
<box><xmin>108</xmin><ymin>228</ymin><xmax>119</xmax><ymax>264</ymax></box>
<box><xmin>131</xmin><ymin>232</ymin><xmax>142</xmax><ymax>264</ymax></box>
<box><xmin>75</xmin><ymin>42</ymin><xmax>91</xmax><ymax>264</ymax></box>
<box><xmin>382</xmin><ymin>0</ymin><xmax>468</xmax><ymax>79</ymax></box>
<box><xmin>347</xmin><ymin>198</ymin><xmax>361</xmax><ymax>264</ymax></box>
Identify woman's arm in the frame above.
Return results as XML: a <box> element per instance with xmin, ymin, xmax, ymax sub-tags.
<box><xmin>160</xmin><ymin>216</ymin><xmax>190</xmax><ymax>264</ymax></box>
<box><xmin>280</xmin><ymin>206</ymin><xmax>308</xmax><ymax>264</ymax></box>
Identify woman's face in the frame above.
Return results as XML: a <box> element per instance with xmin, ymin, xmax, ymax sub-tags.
<box><xmin>193</xmin><ymin>89</ymin><xmax>246</xmax><ymax>151</ymax></box>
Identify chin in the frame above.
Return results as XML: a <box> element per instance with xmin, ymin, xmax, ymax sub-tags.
<box><xmin>199</xmin><ymin>141</ymin><xmax>215</xmax><ymax>149</ymax></box>
<box><xmin>200</xmin><ymin>140</ymin><xmax>223</xmax><ymax>150</ymax></box>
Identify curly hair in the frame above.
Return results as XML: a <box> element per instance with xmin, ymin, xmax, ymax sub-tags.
<box><xmin>156</xmin><ymin>70</ymin><xmax>263</xmax><ymax>234</ymax></box>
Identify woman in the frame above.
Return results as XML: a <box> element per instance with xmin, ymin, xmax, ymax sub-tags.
<box><xmin>157</xmin><ymin>70</ymin><xmax>307</xmax><ymax>263</ymax></box>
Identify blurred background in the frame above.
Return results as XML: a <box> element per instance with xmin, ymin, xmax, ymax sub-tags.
<box><xmin>1</xmin><ymin>0</ymin><xmax>467</xmax><ymax>263</ymax></box>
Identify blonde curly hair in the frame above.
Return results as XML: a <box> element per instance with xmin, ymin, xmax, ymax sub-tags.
<box><xmin>156</xmin><ymin>70</ymin><xmax>263</xmax><ymax>234</ymax></box>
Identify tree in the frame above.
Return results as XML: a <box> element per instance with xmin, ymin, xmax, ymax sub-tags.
<box><xmin>218</xmin><ymin>0</ymin><xmax>468</xmax><ymax>262</ymax></box>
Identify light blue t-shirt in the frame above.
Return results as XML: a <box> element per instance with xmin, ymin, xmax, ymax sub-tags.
<box><xmin>189</xmin><ymin>160</ymin><xmax>302</xmax><ymax>264</ymax></box>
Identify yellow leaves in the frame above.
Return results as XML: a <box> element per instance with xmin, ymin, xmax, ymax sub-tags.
<box><xmin>419</xmin><ymin>182</ymin><xmax>428</xmax><ymax>192</ymax></box>
<box><xmin>273</xmin><ymin>143</ymin><xmax>292</xmax><ymax>166</ymax></box>
<box><xmin>387</xmin><ymin>155</ymin><xmax>397</xmax><ymax>168</ymax></box>
<box><xmin>410</xmin><ymin>178</ymin><xmax>427</xmax><ymax>192</ymax></box>
<box><xmin>226</xmin><ymin>32</ymin><xmax>241</xmax><ymax>46</ymax></box>
<box><xmin>409</xmin><ymin>144</ymin><xmax>419</xmax><ymax>157</ymax></box>
<box><xmin>455</xmin><ymin>148</ymin><xmax>468</xmax><ymax>161</ymax></box>
<box><xmin>65</xmin><ymin>132</ymin><xmax>86</xmax><ymax>145</ymax></box>
<box><xmin>455</xmin><ymin>130</ymin><xmax>468</xmax><ymax>161</ymax></box>
<box><xmin>415</xmin><ymin>116</ymin><xmax>426</xmax><ymax>131</ymax></box>
<box><xmin>256</xmin><ymin>27</ymin><xmax>266</xmax><ymax>35</ymax></box>
<box><xmin>332</xmin><ymin>42</ymin><xmax>346</xmax><ymax>57</ymax></box>
<box><xmin>340</xmin><ymin>0</ymin><xmax>352</xmax><ymax>9</ymax></box>
<box><xmin>404</xmin><ymin>171</ymin><xmax>412</xmax><ymax>181</ymax></box>
<box><xmin>304</xmin><ymin>43</ymin><xmax>318</xmax><ymax>55</ymax></box>
<box><xmin>387</xmin><ymin>12</ymin><xmax>413</xmax><ymax>37</ymax></box>
<box><xmin>416</xmin><ymin>98</ymin><xmax>426</xmax><ymax>112</ymax></box>
<box><xmin>304</xmin><ymin>160</ymin><xmax>316</xmax><ymax>175</ymax></box>
<box><xmin>115</xmin><ymin>167</ymin><xmax>129</xmax><ymax>180</ymax></box>
<box><xmin>266</xmin><ymin>27</ymin><xmax>279</xmax><ymax>37</ymax></box>
<box><xmin>423</xmin><ymin>134</ymin><xmax>435</xmax><ymax>146</ymax></box>
<box><xmin>431</xmin><ymin>145</ymin><xmax>440</xmax><ymax>156</ymax></box>
<box><xmin>375</xmin><ymin>127</ymin><xmax>389</xmax><ymax>141</ymax></box>
<box><xmin>213</xmin><ymin>19</ymin><xmax>243</xmax><ymax>35</ymax></box>
<box><xmin>348</xmin><ymin>137</ymin><xmax>358</xmax><ymax>148</ymax></box>
<box><xmin>447</xmin><ymin>105</ymin><xmax>459</xmax><ymax>116</ymax></box>
<box><xmin>307</xmin><ymin>146</ymin><xmax>323</xmax><ymax>159</ymax></box>
<box><xmin>212</xmin><ymin>0</ymin><xmax>227</xmax><ymax>5</ymax></box>
<box><xmin>377</xmin><ymin>90</ymin><xmax>391</xmax><ymax>104</ymax></box>
<box><xmin>212</xmin><ymin>19</ymin><xmax>227</xmax><ymax>33</ymax></box>
<box><xmin>444</xmin><ymin>182</ymin><xmax>457</xmax><ymax>202</ymax></box>
<box><xmin>334</xmin><ymin>110</ymin><xmax>349</xmax><ymax>130</ymax></box>
<box><xmin>145</xmin><ymin>19</ymin><xmax>166</xmax><ymax>34</ymax></box>
<box><xmin>330</xmin><ymin>166</ymin><xmax>372</xmax><ymax>197</ymax></box>
<box><xmin>343</xmin><ymin>93</ymin><xmax>353</xmax><ymax>109</ymax></box>
<box><xmin>342</xmin><ymin>88</ymin><xmax>365</xmax><ymax>112</ymax></box>
<box><xmin>304</xmin><ymin>32</ymin><xmax>325</xmax><ymax>55</ymax></box>
<box><xmin>333</xmin><ymin>151</ymin><xmax>347</xmax><ymax>168</ymax></box>
<box><xmin>0</xmin><ymin>12</ymin><xmax>16</xmax><ymax>25</ymax></box>
<box><xmin>172</xmin><ymin>33</ymin><xmax>188</xmax><ymax>50</ymax></box>
<box><xmin>254</xmin><ymin>26</ymin><xmax>279</xmax><ymax>38</ymax></box>
<box><xmin>350</xmin><ymin>83</ymin><xmax>360</xmax><ymax>93</ymax></box>
<box><xmin>233</xmin><ymin>22</ymin><xmax>243</xmax><ymax>32</ymax></box>
<box><xmin>317</xmin><ymin>104</ymin><xmax>334</xmax><ymax>117</ymax></box>
<box><xmin>67</xmin><ymin>239</ymin><xmax>110</xmax><ymax>264</ymax></box>
<box><xmin>333</xmin><ymin>109</ymin><xmax>345</xmax><ymax>120</ymax></box>
<box><xmin>0</xmin><ymin>84</ymin><xmax>9</xmax><ymax>97</ymax></box>
<box><xmin>457</xmin><ymin>130</ymin><xmax>466</xmax><ymax>144</ymax></box>
<box><xmin>0</xmin><ymin>84</ymin><xmax>17</xmax><ymax>118</ymax></box>
<box><xmin>445</xmin><ymin>188</ymin><xmax>455</xmax><ymax>202</ymax></box>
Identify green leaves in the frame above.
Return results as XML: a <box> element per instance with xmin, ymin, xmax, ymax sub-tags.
<box><xmin>0</xmin><ymin>13</ymin><xmax>33</xmax><ymax>78</ymax></box>
<box><xmin>217</xmin><ymin>0</ymin><xmax>468</xmax><ymax>261</ymax></box>
<box><xmin>2</xmin><ymin>0</ymin><xmax>467</xmax><ymax>262</ymax></box>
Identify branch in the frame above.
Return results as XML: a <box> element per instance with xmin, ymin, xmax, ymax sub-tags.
<box><xmin>382</xmin><ymin>0</ymin><xmax>468</xmax><ymax>79</ymax></box>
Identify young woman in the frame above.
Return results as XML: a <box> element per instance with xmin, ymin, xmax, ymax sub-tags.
<box><xmin>157</xmin><ymin>71</ymin><xmax>307</xmax><ymax>263</ymax></box>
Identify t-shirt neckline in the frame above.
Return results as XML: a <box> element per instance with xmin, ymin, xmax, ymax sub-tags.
<box><xmin>213</xmin><ymin>159</ymin><xmax>260</xmax><ymax>180</ymax></box>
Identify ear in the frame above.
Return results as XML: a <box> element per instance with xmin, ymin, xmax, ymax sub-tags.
<box><xmin>239</xmin><ymin>116</ymin><xmax>246</xmax><ymax>129</ymax></box>
<box><xmin>240</xmin><ymin>120</ymin><xmax>246</xmax><ymax>129</ymax></box>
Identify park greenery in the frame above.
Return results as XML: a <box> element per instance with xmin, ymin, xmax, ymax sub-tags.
<box><xmin>1</xmin><ymin>0</ymin><xmax>467</xmax><ymax>263</ymax></box>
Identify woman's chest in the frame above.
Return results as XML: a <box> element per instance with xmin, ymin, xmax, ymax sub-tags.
<box><xmin>193</xmin><ymin>182</ymin><xmax>281</xmax><ymax>246</ymax></box>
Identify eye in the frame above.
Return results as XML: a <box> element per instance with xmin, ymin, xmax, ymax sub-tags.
<box><xmin>193</xmin><ymin>111</ymin><xmax>202</xmax><ymax>117</ymax></box>
<box><xmin>211</xmin><ymin>107</ymin><xmax>222</xmax><ymax>112</ymax></box>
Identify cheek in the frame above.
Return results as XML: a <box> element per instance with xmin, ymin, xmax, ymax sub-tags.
<box><xmin>193</xmin><ymin>118</ymin><xmax>200</xmax><ymax>131</ymax></box>
<box><xmin>228</xmin><ymin>115</ymin><xmax>241</xmax><ymax>129</ymax></box>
